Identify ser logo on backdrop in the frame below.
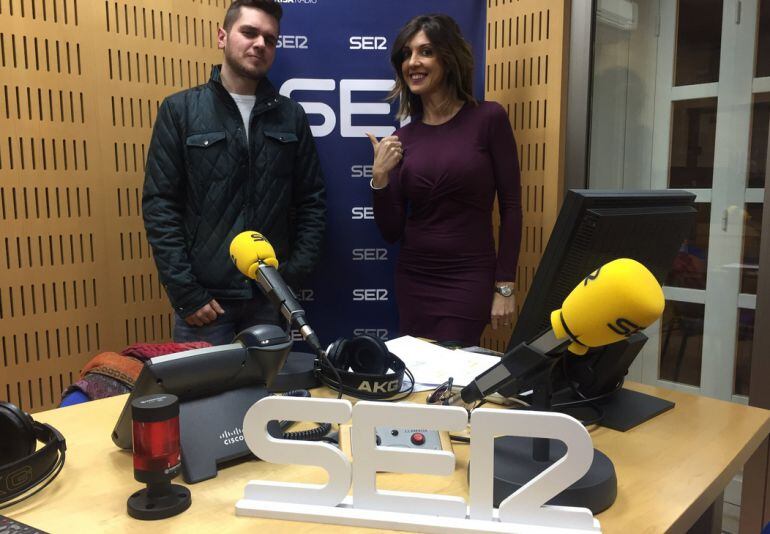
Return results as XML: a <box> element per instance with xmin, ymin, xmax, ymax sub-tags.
<box><xmin>351</xmin><ymin>165</ymin><xmax>373</xmax><ymax>179</ymax></box>
<box><xmin>275</xmin><ymin>0</ymin><xmax>317</xmax><ymax>4</ymax></box>
<box><xmin>353</xmin><ymin>328</ymin><xmax>389</xmax><ymax>340</ymax></box>
<box><xmin>277</xmin><ymin>35</ymin><xmax>309</xmax><ymax>49</ymax></box>
<box><xmin>294</xmin><ymin>289</ymin><xmax>315</xmax><ymax>302</ymax></box>
<box><xmin>280</xmin><ymin>79</ymin><xmax>399</xmax><ymax>138</ymax></box>
<box><xmin>352</xmin><ymin>248</ymin><xmax>388</xmax><ymax>261</ymax></box>
<box><xmin>351</xmin><ymin>207</ymin><xmax>374</xmax><ymax>220</ymax></box>
<box><xmin>353</xmin><ymin>289</ymin><xmax>389</xmax><ymax>302</ymax></box>
<box><xmin>349</xmin><ymin>36</ymin><xmax>388</xmax><ymax>50</ymax></box>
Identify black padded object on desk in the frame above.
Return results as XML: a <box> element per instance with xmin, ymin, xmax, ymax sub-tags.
<box><xmin>270</xmin><ymin>352</ymin><xmax>320</xmax><ymax>392</ymax></box>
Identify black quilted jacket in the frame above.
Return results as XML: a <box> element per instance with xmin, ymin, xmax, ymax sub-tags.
<box><xmin>142</xmin><ymin>66</ymin><xmax>326</xmax><ymax>317</ymax></box>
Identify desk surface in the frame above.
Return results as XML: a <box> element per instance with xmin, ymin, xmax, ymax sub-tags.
<box><xmin>6</xmin><ymin>382</ymin><xmax>770</xmax><ymax>534</ymax></box>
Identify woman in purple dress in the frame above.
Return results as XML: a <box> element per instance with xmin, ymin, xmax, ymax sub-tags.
<box><xmin>367</xmin><ymin>14</ymin><xmax>522</xmax><ymax>347</ymax></box>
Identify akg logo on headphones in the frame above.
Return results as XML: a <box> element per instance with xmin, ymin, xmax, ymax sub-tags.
<box><xmin>1</xmin><ymin>465</ymin><xmax>33</xmax><ymax>493</ymax></box>
<box><xmin>357</xmin><ymin>380</ymin><xmax>399</xmax><ymax>394</ymax></box>
<box><xmin>219</xmin><ymin>427</ymin><xmax>244</xmax><ymax>446</ymax></box>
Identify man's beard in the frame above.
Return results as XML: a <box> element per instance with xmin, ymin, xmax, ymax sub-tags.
<box><xmin>224</xmin><ymin>48</ymin><xmax>267</xmax><ymax>81</ymax></box>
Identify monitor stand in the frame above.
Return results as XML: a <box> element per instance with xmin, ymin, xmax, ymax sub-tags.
<box><xmin>595</xmin><ymin>387</ymin><xmax>675</xmax><ymax>432</ymax></box>
<box><xmin>178</xmin><ymin>385</ymin><xmax>280</xmax><ymax>484</ymax></box>
<box><xmin>554</xmin><ymin>333</ymin><xmax>675</xmax><ymax>431</ymax></box>
<box><xmin>550</xmin><ymin>384</ymin><xmax>675</xmax><ymax>432</ymax></box>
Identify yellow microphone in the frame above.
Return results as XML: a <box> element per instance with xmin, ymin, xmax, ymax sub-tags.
<box><xmin>550</xmin><ymin>258</ymin><xmax>664</xmax><ymax>355</ymax></box>
<box><xmin>443</xmin><ymin>258</ymin><xmax>664</xmax><ymax>406</ymax></box>
<box><xmin>229</xmin><ymin>231</ymin><xmax>279</xmax><ymax>278</ymax></box>
<box><xmin>229</xmin><ymin>231</ymin><xmax>323</xmax><ymax>356</ymax></box>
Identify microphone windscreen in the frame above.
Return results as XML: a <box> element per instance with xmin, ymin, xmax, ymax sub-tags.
<box><xmin>229</xmin><ymin>231</ymin><xmax>279</xmax><ymax>279</ymax></box>
<box><xmin>550</xmin><ymin>258</ymin><xmax>664</xmax><ymax>355</ymax></box>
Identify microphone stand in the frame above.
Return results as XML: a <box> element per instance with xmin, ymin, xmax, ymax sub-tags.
<box><xmin>490</xmin><ymin>346</ymin><xmax>618</xmax><ymax>514</ymax></box>
<box><xmin>530</xmin><ymin>376</ymin><xmax>554</xmax><ymax>462</ymax></box>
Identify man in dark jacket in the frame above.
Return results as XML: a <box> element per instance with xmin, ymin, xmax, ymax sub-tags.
<box><xmin>143</xmin><ymin>0</ymin><xmax>325</xmax><ymax>344</ymax></box>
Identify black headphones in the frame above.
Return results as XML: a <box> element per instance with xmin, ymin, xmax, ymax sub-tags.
<box><xmin>0</xmin><ymin>401</ymin><xmax>66</xmax><ymax>509</ymax></box>
<box><xmin>318</xmin><ymin>335</ymin><xmax>414</xmax><ymax>401</ymax></box>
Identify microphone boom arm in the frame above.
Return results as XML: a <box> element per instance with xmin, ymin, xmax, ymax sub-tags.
<box><xmin>445</xmin><ymin>330</ymin><xmax>567</xmax><ymax>407</ymax></box>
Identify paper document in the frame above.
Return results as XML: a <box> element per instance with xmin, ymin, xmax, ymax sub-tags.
<box><xmin>385</xmin><ymin>336</ymin><xmax>501</xmax><ymax>391</ymax></box>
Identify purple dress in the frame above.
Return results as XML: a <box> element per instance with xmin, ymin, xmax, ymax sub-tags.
<box><xmin>373</xmin><ymin>101</ymin><xmax>522</xmax><ymax>346</ymax></box>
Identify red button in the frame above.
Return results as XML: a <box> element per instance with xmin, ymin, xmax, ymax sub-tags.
<box><xmin>410</xmin><ymin>432</ymin><xmax>425</xmax><ymax>446</ymax></box>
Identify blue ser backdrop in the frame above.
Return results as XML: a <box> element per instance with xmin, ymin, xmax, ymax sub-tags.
<box><xmin>268</xmin><ymin>0</ymin><xmax>486</xmax><ymax>349</ymax></box>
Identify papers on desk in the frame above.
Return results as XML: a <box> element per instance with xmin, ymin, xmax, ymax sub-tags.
<box><xmin>385</xmin><ymin>336</ymin><xmax>501</xmax><ymax>392</ymax></box>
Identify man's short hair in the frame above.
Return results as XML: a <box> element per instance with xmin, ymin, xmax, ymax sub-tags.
<box><xmin>223</xmin><ymin>0</ymin><xmax>283</xmax><ymax>31</ymax></box>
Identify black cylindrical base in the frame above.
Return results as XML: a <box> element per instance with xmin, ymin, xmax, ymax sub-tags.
<box><xmin>492</xmin><ymin>436</ymin><xmax>617</xmax><ymax>514</ymax></box>
<box><xmin>127</xmin><ymin>482</ymin><xmax>191</xmax><ymax>520</ymax></box>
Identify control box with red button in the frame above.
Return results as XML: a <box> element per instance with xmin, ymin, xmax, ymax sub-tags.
<box><xmin>374</xmin><ymin>427</ymin><xmax>442</xmax><ymax>450</ymax></box>
<box><xmin>338</xmin><ymin>425</ymin><xmax>453</xmax><ymax>460</ymax></box>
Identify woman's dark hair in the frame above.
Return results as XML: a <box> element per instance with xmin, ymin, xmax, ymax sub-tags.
<box><xmin>223</xmin><ymin>0</ymin><xmax>283</xmax><ymax>31</ymax></box>
<box><xmin>388</xmin><ymin>14</ymin><xmax>476</xmax><ymax>119</ymax></box>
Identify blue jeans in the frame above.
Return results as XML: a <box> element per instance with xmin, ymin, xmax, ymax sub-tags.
<box><xmin>173</xmin><ymin>297</ymin><xmax>285</xmax><ymax>346</ymax></box>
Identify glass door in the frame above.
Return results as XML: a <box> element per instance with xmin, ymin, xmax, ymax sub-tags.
<box><xmin>588</xmin><ymin>0</ymin><xmax>768</xmax><ymax>405</ymax></box>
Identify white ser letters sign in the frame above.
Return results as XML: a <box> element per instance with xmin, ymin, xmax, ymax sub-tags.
<box><xmin>279</xmin><ymin>78</ymin><xmax>406</xmax><ymax>138</ymax></box>
<box><xmin>236</xmin><ymin>398</ymin><xmax>601</xmax><ymax>533</ymax></box>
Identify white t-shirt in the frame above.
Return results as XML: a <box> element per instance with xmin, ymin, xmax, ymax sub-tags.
<box><xmin>229</xmin><ymin>93</ymin><xmax>257</xmax><ymax>141</ymax></box>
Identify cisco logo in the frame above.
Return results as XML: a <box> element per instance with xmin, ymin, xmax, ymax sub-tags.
<box><xmin>351</xmin><ymin>164</ymin><xmax>373</xmax><ymax>179</ymax></box>
<box><xmin>295</xmin><ymin>288</ymin><xmax>315</xmax><ymax>301</ymax></box>
<box><xmin>219</xmin><ymin>427</ymin><xmax>244</xmax><ymax>446</ymax></box>
<box><xmin>353</xmin><ymin>328</ymin><xmax>389</xmax><ymax>340</ymax></box>
<box><xmin>349</xmin><ymin>36</ymin><xmax>387</xmax><ymax>50</ymax></box>
<box><xmin>352</xmin><ymin>248</ymin><xmax>387</xmax><ymax>261</ymax></box>
<box><xmin>351</xmin><ymin>207</ymin><xmax>374</xmax><ymax>220</ymax></box>
<box><xmin>353</xmin><ymin>289</ymin><xmax>389</xmax><ymax>302</ymax></box>
<box><xmin>277</xmin><ymin>35</ymin><xmax>309</xmax><ymax>49</ymax></box>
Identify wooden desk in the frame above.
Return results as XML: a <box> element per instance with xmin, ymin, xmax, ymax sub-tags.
<box><xmin>6</xmin><ymin>382</ymin><xmax>770</xmax><ymax>533</ymax></box>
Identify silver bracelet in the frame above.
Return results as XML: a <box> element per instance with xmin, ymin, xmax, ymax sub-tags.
<box><xmin>369</xmin><ymin>178</ymin><xmax>387</xmax><ymax>191</ymax></box>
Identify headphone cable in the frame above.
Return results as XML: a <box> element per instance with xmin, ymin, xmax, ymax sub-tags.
<box><xmin>316</xmin><ymin>348</ymin><xmax>343</xmax><ymax>400</ymax></box>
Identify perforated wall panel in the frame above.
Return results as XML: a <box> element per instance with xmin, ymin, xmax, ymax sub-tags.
<box><xmin>0</xmin><ymin>0</ymin><xmax>223</xmax><ymax>412</ymax></box>
<box><xmin>481</xmin><ymin>0</ymin><xmax>568</xmax><ymax>352</ymax></box>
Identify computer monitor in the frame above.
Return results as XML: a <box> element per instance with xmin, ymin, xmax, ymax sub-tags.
<box><xmin>112</xmin><ymin>324</ymin><xmax>292</xmax><ymax>483</ymax></box>
<box><xmin>503</xmin><ymin>189</ymin><xmax>697</xmax><ymax>406</ymax></box>
<box><xmin>489</xmin><ymin>190</ymin><xmax>697</xmax><ymax>512</ymax></box>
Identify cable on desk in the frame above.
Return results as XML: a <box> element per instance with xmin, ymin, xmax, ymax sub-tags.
<box><xmin>276</xmin><ymin>390</ymin><xmax>333</xmax><ymax>441</ymax></box>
